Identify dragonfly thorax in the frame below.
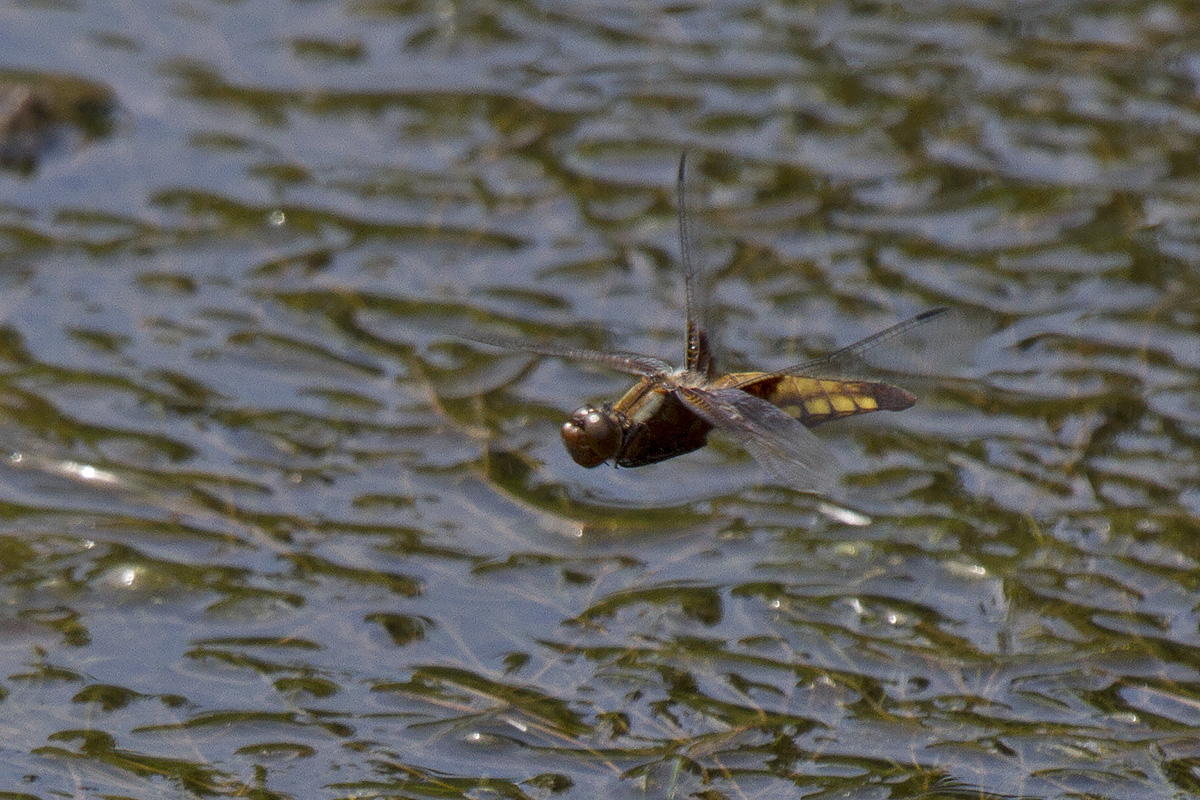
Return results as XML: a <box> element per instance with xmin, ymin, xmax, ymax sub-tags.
<box><xmin>671</xmin><ymin>368</ymin><xmax>707</xmax><ymax>388</ymax></box>
<box><xmin>561</xmin><ymin>405</ymin><xmax>622</xmax><ymax>468</ymax></box>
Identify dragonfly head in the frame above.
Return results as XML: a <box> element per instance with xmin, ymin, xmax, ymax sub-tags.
<box><xmin>561</xmin><ymin>406</ymin><xmax>621</xmax><ymax>467</ymax></box>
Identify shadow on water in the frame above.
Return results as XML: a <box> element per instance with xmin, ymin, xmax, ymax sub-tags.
<box><xmin>0</xmin><ymin>1</ymin><xmax>1198</xmax><ymax>799</ymax></box>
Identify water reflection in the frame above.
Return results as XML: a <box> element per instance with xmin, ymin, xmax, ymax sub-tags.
<box><xmin>0</xmin><ymin>71</ymin><xmax>115</xmax><ymax>174</ymax></box>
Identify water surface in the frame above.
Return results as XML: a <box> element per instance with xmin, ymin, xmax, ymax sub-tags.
<box><xmin>1</xmin><ymin>2</ymin><xmax>1198</xmax><ymax>798</ymax></box>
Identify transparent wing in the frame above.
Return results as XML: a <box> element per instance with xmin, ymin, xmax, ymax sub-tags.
<box><xmin>463</xmin><ymin>334</ymin><xmax>670</xmax><ymax>378</ymax></box>
<box><xmin>677</xmin><ymin>152</ymin><xmax>713</xmax><ymax>377</ymax></box>
<box><xmin>729</xmin><ymin>307</ymin><xmax>953</xmax><ymax>389</ymax></box>
<box><xmin>675</xmin><ymin>386</ymin><xmax>840</xmax><ymax>492</ymax></box>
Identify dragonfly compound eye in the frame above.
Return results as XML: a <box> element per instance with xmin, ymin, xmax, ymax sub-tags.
<box><xmin>561</xmin><ymin>406</ymin><xmax>620</xmax><ymax>467</ymax></box>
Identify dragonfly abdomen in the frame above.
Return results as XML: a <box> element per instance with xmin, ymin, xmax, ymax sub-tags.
<box><xmin>721</xmin><ymin>374</ymin><xmax>916</xmax><ymax>428</ymax></box>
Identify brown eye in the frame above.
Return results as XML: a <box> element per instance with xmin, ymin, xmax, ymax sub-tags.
<box><xmin>561</xmin><ymin>406</ymin><xmax>620</xmax><ymax>468</ymax></box>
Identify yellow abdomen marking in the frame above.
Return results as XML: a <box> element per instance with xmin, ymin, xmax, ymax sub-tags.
<box><xmin>804</xmin><ymin>397</ymin><xmax>832</xmax><ymax>416</ymax></box>
<box><xmin>829</xmin><ymin>394</ymin><xmax>857</xmax><ymax>412</ymax></box>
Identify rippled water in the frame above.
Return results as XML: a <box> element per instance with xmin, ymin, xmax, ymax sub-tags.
<box><xmin>2</xmin><ymin>2</ymin><xmax>1199</xmax><ymax>798</ymax></box>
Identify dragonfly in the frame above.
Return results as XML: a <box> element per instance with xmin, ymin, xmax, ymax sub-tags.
<box><xmin>470</xmin><ymin>154</ymin><xmax>948</xmax><ymax>492</ymax></box>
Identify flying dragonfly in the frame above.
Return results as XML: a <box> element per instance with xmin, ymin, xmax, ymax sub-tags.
<box><xmin>470</xmin><ymin>154</ymin><xmax>948</xmax><ymax>492</ymax></box>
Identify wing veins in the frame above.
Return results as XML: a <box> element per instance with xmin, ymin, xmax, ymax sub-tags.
<box><xmin>464</xmin><ymin>334</ymin><xmax>669</xmax><ymax>378</ymax></box>
<box><xmin>728</xmin><ymin>307</ymin><xmax>949</xmax><ymax>389</ymax></box>
<box><xmin>678</xmin><ymin>152</ymin><xmax>710</xmax><ymax>375</ymax></box>
<box><xmin>675</xmin><ymin>386</ymin><xmax>838</xmax><ymax>492</ymax></box>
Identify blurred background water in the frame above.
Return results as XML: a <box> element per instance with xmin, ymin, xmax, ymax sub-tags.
<box><xmin>1</xmin><ymin>1</ymin><xmax>1199</xmax><ymax>798</ymax></box>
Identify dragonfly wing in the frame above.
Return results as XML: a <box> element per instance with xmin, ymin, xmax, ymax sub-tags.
<box><xmin>463</xmin><ymin>334</ymin><xmax>670</xmax><ymax>378</ymax></box>
<box><xmin>733</xmin><ymin>307</ymin><xmax>959</xmax><ymax>387</ymax></box>
<box><xmin>676</xmin><ymin>152</ymin><xmax>713</xmax><ymax>377</ymax></box>
<box><xmin>675</xmin><ymin>386</ymin><xmax>840</xmax><ymax>492</ymax></box>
